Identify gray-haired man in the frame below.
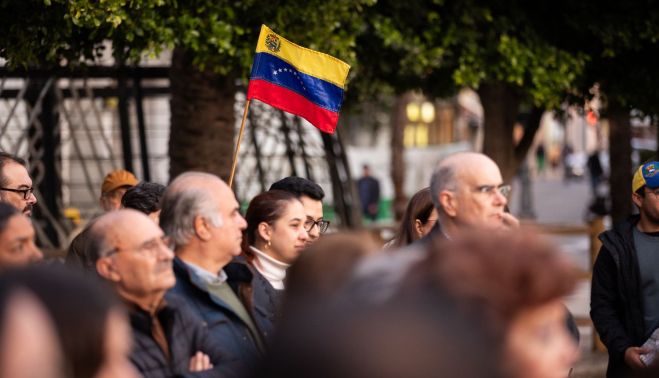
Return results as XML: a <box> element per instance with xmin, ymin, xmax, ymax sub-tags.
<box><xmin>160</xmin><ymin>172</ymin><xmax>268</xmax><ymax>372</ymax></box>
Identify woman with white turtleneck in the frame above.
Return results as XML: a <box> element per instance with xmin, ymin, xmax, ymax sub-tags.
<box><xmin>242</xmin><ymin>190</ymin><xmax>309</xmax><ymax>332</ymax></box>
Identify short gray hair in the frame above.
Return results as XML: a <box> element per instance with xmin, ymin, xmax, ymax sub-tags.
<box><xmin>86</xmin><ymin>219</ymin><xmax>114</xmax><ymax>266</ymax></box>
<box><xmin>159</xmin><ymin>174</ymin><xmax>223</xmax><ymax>248</ymax></box>
<box><xmin>429</xmin><ymin>162</ymin><xmax>458</xmax><ymax>211</ymax></box>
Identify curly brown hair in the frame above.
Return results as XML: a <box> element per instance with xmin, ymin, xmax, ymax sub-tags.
<box><xmin>403</xmin><ymin>229</ymin><xmax>578</xmax><ymax>337</ymax></box>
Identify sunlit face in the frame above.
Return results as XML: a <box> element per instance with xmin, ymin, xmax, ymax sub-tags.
<box><xmin>505</xmin><ymin>300</ymin><xmax>578</xmax><ymax>378</ymax></box>
<box><xmin>100</xmin><ymin>187</ymin><xmax>130</xmax><ymax>213</ymax></box>
<box><xmin>100</xmin><ymin>212</ymin><xmax>176</xmax><ymax>298</ymax></box>
<box><xmin>299</xmin><ymin>195</ymin><xmax>324</xmax><ymax>244</ymax></box>
<box><xmin>93</xmin><ymin>310</ymin><xmax>140</xmax><ymax>378</ymax></box>
<box><xmin>0</xmin><ymin>291</ymin><xmax>63</xmax><ymax>378</ymax></box>
<box><xmin>451</xmin><ymin>159</ymin><xmax>508</xmax><ymax>229</ymax></box>
<box><xmin>0</xmin><ymin>214</ymin><xmax>42</xmax><ymax>269</ymax></box>
<box><xmin>0</xmin><ymin>162</ymin><xmax>37</xmax><ymax>217</ymax></box>
<box><xmin>208</xmin><ymin>182</ymin><xmax>247</xmax><ymax>263</ymax></box>
<box><xmin>262</xmin><ymin>200</ymin><xmax>309</xmax><ymax>264</ymax></box>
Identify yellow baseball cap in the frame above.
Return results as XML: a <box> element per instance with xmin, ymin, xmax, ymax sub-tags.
<box><xmin>632</xmin><ymin>162</ymin><xmax>659</xmax><ymax>193</ymax></box>
<box><xmin>101</xmin><ymin>169</ymin><xmax>138</xmax><ymax>195</ymax></box>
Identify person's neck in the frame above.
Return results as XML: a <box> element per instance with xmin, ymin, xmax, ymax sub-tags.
<box><xmin>118</xmin><ymin>290</ymin><xmax>165</xmax><ymax>316</ymax></box>
<box><xmin>249</xmin><ymin>245</ymin><xmax>289</xmax><ymax>289</ymax></box>
<box><xmin>637</xmin><ymin>217</ymin><xmax>659</xmax><ymax>234</ymax></box>
<box><xmin>176</xmin><ymin>242</ymin><xmax>228</xmax><ymax>276</ymax></box>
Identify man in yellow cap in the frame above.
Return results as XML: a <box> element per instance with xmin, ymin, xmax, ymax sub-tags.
<box><xmin>592</xmin><ymin>161</ymin><xmax>659</xmax><ymax>377</ymax></box>
<box><xmin>99</xmin><ymin>169</ymin><xmax>139</xmax><ymax>212</ymax></box>
<box><xmin>66</xmin><ymin>169</ymin><xmax>138</xmax><ymax>269</ymax></box>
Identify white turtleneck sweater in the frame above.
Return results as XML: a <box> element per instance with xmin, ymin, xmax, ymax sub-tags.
<box><xmin>249</xmin><ymin>246</ymin><xmax>290</xmax><ymax>290</ymax></box>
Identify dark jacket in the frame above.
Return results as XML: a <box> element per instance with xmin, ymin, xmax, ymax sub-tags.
<box><xmin>591</xmin><ymin>215</ymin><xmax>645</xmax><ymax>378</ymax></box>
<box><xmin>129</xmin><ymin>293</ymin><xmax>240</xmax><ymax>378</ymax></box>
<box><xmin>249</xmin><ymin>266</ymin><xmax>282</xmax><ymax>336</ymax></box>
<box><xmin>169</xmin><ymin>258</ymin><xmax>269</xmax><ymax>369</ymax></box>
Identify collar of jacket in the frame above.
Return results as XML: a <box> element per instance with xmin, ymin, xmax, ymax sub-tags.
<box><xmin>173</xmin><ymin>257</ymin><xmax>255</xmax><ymax>314</ymax></box>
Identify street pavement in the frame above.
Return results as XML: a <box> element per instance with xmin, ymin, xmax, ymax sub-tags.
<box><xmin>511</xmin><ymin>174</ymin><xmax>608</xmax><ymax>377</ymax></box>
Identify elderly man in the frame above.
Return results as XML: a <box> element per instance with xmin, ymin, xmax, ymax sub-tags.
<box><xmin>0</xmin><ymin>202</ymin><xmax>42</xmax><ymax>269</ymax></box>
<box><xmin>0</xmin><ymin>152</ymin><xmax>37</xmax><ymax>217</ymax></box>
<box><xmin>160</xmin><ymin>172</ymin><xmax>267</xmax><ymax>369</ymax></box>
<box><xmin>88</xmin><ymin>209</ymin><xmax>239</xmax><ymax>378</ymax></box>
<box><xmin>428</xmin><ymin>151</ymin><xmax>519</xmax><ymax>239</ymax></box>
<box><xmin>270</xmin><ymin>176</ymin><xmax>328</xmax><ymax>244</ymax></box>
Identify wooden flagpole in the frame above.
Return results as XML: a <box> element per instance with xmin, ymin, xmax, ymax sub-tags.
<box><xmin>229</xmin><ymin>99</ymin><xmax>251</xmax><ymax>188</ymax></box>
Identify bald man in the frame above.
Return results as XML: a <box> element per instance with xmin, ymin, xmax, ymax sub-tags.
<box><xmin>429</xmin><ymin>152</ymin><xmax>519</xmax><ymax>239</ymax></box>
<box><xmin>88</xmin><ymin>209</ymin><xmax>240</xmax><ymax>377</ymax></box>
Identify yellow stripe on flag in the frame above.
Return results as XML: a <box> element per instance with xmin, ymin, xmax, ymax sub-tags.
<box><xmin>255</xmin><ymin>25</ymin><xmax>351</xmax><ymax>89</ymax></box>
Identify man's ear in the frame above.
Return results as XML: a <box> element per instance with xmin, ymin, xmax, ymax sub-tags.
<box><xmin>194</xmin><ymin>215</ymin><xmax>212</xmax><ymax>241</ymax></box>
<box><xmin>96</xmin><ymin>258</ymin><xmax>121</xmax><ymax>283</ymax></box>
<box><xmin>632</xmin><ymin>192</ymin><xmax>643</xmax><ymax>208</ymax></box>
<box><xmin>257</xmin><ymin>222</ymin><xmax>272</xmax><ymax>243</ymax></box>
<box><xmin>439</xmin><ymin>190</ymin><xmax>457</xmax><ymax>217</ymax></box>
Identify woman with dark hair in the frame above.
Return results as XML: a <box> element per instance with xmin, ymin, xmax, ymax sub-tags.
<box><xmin>388</xmin><ymin>188</ymin><xmax>437</xmax><ymax>248</ymax></box>
<box><xmin>242</xmin><ymin>190</ymin><xmax>309</xmax><ymax>331</ymax></box>
<box><xmin>0</xmin><ymin>266</ymin><xmax>138</xmax><ymax>378</ymax></box>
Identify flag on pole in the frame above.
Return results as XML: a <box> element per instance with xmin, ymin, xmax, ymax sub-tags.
<box><xmin>246</xmin><ymin>25</ymin><xmax>351</xmax><ymax>134</ymax></box>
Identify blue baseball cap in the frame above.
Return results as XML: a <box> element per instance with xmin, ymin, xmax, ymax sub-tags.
<box><xmin>633</xmin><ymin>162</ymin><xmax>659</xmax><ymax>192</ymax></box>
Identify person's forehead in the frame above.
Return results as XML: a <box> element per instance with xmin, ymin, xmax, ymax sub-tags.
<box><xmin>457</xmin><ymin>161</ymin><xmax>503</xmax><ymax>187</ymax></box>
<box><xmin>216</xmin><ymin>184</ymin><xmax>239</xmax><ymax>211</ymax></box>
<box><xmin>280</xmin><ymin>199</ymin><xmax>306</xmax><ymax>219</ymax></box>
<box><xmin>2</xmin><ymin>162</ymin><xmax>32</xmax><ymax>187</ymax></box>
<box><xmin>299</xmin><ymin>195</ymin><xmax>323</xmax><ymax>217</ymax></box>
<box><xmin>2</xmin><ymin>215</ymin><xmax>34</xmax><ymax>239</ymax></box>
<box><xmin>111</xmin><ymin>213</ymin><xmax>162</xmax><ymax>247</ymax></box>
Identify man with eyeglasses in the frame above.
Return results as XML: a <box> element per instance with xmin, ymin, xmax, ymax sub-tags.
<box><xmin>270</xmin><ymin>176</ymin><xmax>329</xmax><ymax>244</ymax></box>
<box><xmin>0</xmin><ymin>152</ymin><xmax>37</xmax><ymax>217</ymax></box>
<box><xmin>160</xmin><ymin>172</ymin><xmax>268</xmax><ymax>374</ymax></box>
<box><xmin>592</xmin><ymin>161</ymin><xmax>659</xmax><ymax>377</ymax></box>
<box><xmin>429</xmin><ymin>151</ymin><xmax>518</xmax><ymax>240</ymax></box>
<box><xmin>88</xmin><ymin>208</ymin><xmax>241</xmax><ymax>377</ymax></box>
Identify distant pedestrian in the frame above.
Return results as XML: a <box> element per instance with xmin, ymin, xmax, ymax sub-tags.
<box><xmin>536</xmin><ymin>144</ymin><xmax>546</xmax><ymax>176</ymax></box>
<box><xmin>357</xmin><ymin>164</ymin><xmax>380</xmax><ymax>222</ymax></box>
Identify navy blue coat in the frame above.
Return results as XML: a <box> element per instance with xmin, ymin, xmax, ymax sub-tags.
<box><xmin>128</xmin><ymin>293</ymin><xmax>241</xmax><ymax>378</ymax></box>
<box><xmin>169</xmin><ymin>258</ymin><xmax>269</xmax><ymax>371</ymax></box>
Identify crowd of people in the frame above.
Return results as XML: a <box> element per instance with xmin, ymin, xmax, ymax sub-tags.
<box><xmin>0</xmin><ymin>149</ymin><xmax>657</xmax><ymax>378</ymax></box>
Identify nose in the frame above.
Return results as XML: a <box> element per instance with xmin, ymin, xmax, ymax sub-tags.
<box><xmin>494</xmin><ymin>189</ymin><xmax>508</xmax><ymax>206</ymax></box>
<box><xmin>237</xmin><ymin>213</ymin><xmax>247</xmax><ymax>230</ymax></box>
<box><xmin>299</xmin><ymin>226</ymin><xmax>310</xmax><ymax>241</ymax></box>
<box><xmin>27</xmin><ymin>192</ymin><xmax>37</xmax><ymax>205</ymax></box>
<box><xmin>30</xmin><ymin>243</ymin><xmax>43</xmax><ymax>262</ymax></box>
<box><xmin>157</xmin><ymin>240</ymin><xmax>175</xmax><ymax>260</ymax></box>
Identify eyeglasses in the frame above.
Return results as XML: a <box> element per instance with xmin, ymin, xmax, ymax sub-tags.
<box><xmin>0</xmin><ymin>187</ymin><xmax>34</xmax><ymax>200</ymax></box>
<box><xmin>474</xmin><ymin>184</ymin><xmax>511</xmax><ymax>198</ymax></box>
<box><xmin>304</xmin><ymin>219</ymin><xmax>330</xmax><ymax>233</ymax></box>
<box><xmin>103</xmin><ymin>235</ymin><xmax>174</xmax><ymax>258</ymax></box>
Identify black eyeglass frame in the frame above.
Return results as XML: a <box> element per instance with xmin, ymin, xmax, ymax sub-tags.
<box><xmin>304</xmin><ymin>219</ymin><xmax>330</xmax><ymax>233</ymax></box>
<box><xmin>0</xmin><ymin>187</ymin><xmax>34</xmax><ymax>200</ymax></box>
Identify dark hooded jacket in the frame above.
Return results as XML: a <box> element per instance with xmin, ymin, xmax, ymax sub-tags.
<box><xmin>591</xmin><ymin>215</ymin><xmax>645</xmax><ymax>378</ymax></box>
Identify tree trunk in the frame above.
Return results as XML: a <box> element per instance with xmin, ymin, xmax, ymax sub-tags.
<box><xmin>478</xmin><ymin>84</ymin><xmax>520</xmax><ymax>182</ymax></box>
<box><xmin>391</xmin><ymin>93</ymin><xmax>410</xmax><ymax>221</ymax></box>
<box><xmin>169</xmin><ymin>47</ymin><xmax>237</xmax><ymax>181</ymax></box>
<box><xmin>608</xmin><ymin>103</ymin><xmax>632</xmax><ymax>224</ymax></box>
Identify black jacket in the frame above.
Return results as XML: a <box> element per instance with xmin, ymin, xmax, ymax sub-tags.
<box><xmin>591</xmin><ymin>215</ymin><xmax>645</xmax><ymax>378</ymax></box>
<box><xmin>169</xmin><ymin>258</ymin><xmax>270</xmax><ymax>371</ymax></box>
<box><xmin>128</xmin><ymin>293</ymin><xmax>241</xmax><ymax>378</ymax></box>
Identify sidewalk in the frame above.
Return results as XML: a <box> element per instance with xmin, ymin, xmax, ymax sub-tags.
<box><xmin>511</xmin><ymin>175</ymin><xmax>609</xmax><ymax>376</ymax></box>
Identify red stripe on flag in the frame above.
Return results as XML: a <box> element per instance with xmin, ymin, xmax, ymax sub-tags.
<box><xmin>247</xmin><ymin>79</ymin><xmax>338</xmax><ymax>134</ymax></box>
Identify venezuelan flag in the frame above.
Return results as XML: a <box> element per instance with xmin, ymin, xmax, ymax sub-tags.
<box><xmin>246</xmin><ymin>25</ymin><xmax>351</xmax><ymax>134</ymax></box>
